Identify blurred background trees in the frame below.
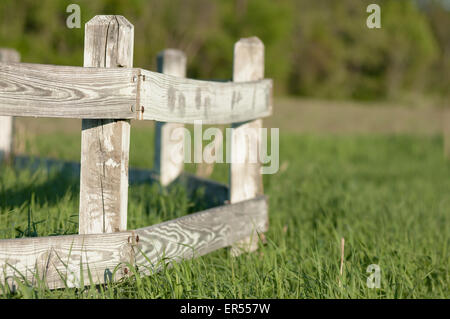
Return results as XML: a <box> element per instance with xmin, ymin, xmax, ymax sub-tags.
<box><xmin>0</xmin><ymin>0</ymin><xmax>448</xmax><ymax>103</ymax></box>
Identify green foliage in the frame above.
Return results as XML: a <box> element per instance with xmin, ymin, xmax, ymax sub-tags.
<box><xmin>0</xmin><ymin>0</ymin><xmax>448</xmax><ymax>101</ymax></box>
<box><xmin>0</xmin><ymin>127</ymin><xmax>449</xmax><ymax>298</ymax></box>
<box><xmin>288</xmin><ymin>0</ymin><xmax>441</xmax><ymax>100</ymax></box>
<box><xmin>423</xmin><ymin>0</ymin><xmax>450</xmax><ymax>98</ymax></box>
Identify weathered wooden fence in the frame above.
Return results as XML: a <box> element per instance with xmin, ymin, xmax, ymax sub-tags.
<box><xmin>0</xmin><ymin>15</ymin><xmax>272</xmax><ymax>289</ymax></box>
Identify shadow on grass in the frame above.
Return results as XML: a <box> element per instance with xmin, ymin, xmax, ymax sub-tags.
<box><xmin>0</xmin><ymin>165</ymin><xmax>79</xmax><ymax>210</ymax></box>
<box><xmin>1</xmin><ymin>156</ymin><xmax>225</xmax><ymax>232</ymax></box>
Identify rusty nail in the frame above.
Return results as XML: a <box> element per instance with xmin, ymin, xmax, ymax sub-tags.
<box><xmin>124</xmin><ymin>267</ymin><xmax>128</xmax><ymax>274</ymax></box>
<box><xmin>130</xmin><ymin>105</ymin><xmax>135</xmax><ymax>112</ymax></box>
<box><xmin>141</xmin><ymin>106</ymin><xmax>145</xmax><ymax>113</ymax></box>
<box><xmin>136</xmin><ymin>235</ymin><xmax>140</xmax><ymax>243</ymax></box>
<box><xmin>142</xmin><ymin>75</ymin><xmax>146</xmax><ymax>81</ymax></box>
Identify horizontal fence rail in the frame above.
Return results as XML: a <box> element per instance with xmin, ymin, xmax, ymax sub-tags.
<box><xmin>0</xmin><ymin>62</ymin><xmax>273</xmax><ymax>124</ymax></box>
<box><xmin>0</xmin><ymin>62</ymin><xmax>138</xmax><ymax>119</ymax></box>
<box><xmin>134</xmin><ymin>195</ymin><xmax>268</xmax><ymax>276</ymax></box>
<box><xmin>0</xmin><ymin>196</ymin><xmax>268</xmax><ymax>290</ymax></box>
<box><xmin>138</xmin><ymin>69</ymin><xmax>273</xmax><ymax>123</ymax></box>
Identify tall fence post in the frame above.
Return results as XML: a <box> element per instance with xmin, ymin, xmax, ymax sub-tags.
<box><xmin>79</xmin><ymin>15</ymin><xmax>133</xmax><ymax>234</ymax></box>
<box><xmin>0</xmin><ymin>49</ymin><xmax>20</xmax><ymax>164</ymax></box>
<box><xmin>230</xmin><ymin>37</ymin><xmax>265</xmax><ymax>255</ymax></box>
<box><xmin>154</xmin><ymin>49</ymin><xmax>187</xmax><ymax>186</ymax></box>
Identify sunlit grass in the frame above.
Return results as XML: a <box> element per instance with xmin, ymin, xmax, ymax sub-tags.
<box><xmin>0</xmin><ymin>127</ymin><xmax>448</xmax><ymax>298</ymax></box>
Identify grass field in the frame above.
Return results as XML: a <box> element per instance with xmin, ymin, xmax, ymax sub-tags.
<box><xmin>0</xmin><ymin>103</ymin><xmax>449</xmax><ymax>298</ymax></box>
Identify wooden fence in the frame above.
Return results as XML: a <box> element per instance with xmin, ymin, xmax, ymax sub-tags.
<box><xmin>0</xmin><ymin>15</ymin><xmax>271</xmax><ymax>289</ymax></box>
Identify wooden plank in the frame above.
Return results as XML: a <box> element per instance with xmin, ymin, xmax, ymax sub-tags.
<box><xmin>0</xmin><ymin>64</ymin><xmax>272</xmax><ymax>124</ymax></box>
<box><xmin>154</xmin><ymin>50</ymin><xmax>187</xmax><ymax>186</ymax></box>
<box><xmin>134</xmin><ymin>196</ymin><xmax>268</xmax><ymax>275</ymax></box>
<box><xmin>0</xmin><ymin>49</ymin><xmax>20</xmax><ymax>163</ymax></box>
<box><xmin>0</xmin><ymin>196</ymin><xmax>265</xmax><ymax>290</ymax></box>
<box><xmin>79</xmin><ymin>15</ymin><xmax>133</xmax><ymax>235</ymax></box>
<box><xmin>0</xmin><ymin>231</ymin><xmax>133</xmax><ymax>290</ymax></box>
<box><xmin>138</xmin><ymin>69</ymin><xmax>272</xmax><ymax>124</ymax></box>
<box><xmin>230</xmin><ymin>37</ymin><xmax>266</xmax><ymax>255</ymax></box>
<box><xmin>0</xmin><ymin>62</ymin><xmax>138</xmax><ymax>119</ymax></box>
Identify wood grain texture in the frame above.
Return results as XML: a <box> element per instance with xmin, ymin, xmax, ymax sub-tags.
<box><xmin>0</xmin><ymin>49</ymin><xmax>20</xmax><ymax>163</ymax></box>
<box><xmin>0</xmin><ymin>64</ymin><xmax>272</xmax><ymax>124</ymax></box>
<box><xmin>0</xmin><ymin>231</ymin><xmax>133</xmax><ymax>290</ymax></box>
<box><xmin>154</xmin><ymin>50</ymin><xmax>186</xmax><ymax>186</ymax></box>
<box><xmin>138</xmin><ymin>68</ymin><xmax>272</xmax><ymax>124</ymax></box>
<box><xmin>230</xmin><ymin>37</ymin><xmax>266</xmax><ymax>255</ymax></box>
<box><xmin>79</xmin><ymin>15</ymin><xmax>133</xmax><ymax>235</ymax></box>
<box><xmin>0</xmin><ymin>196</ymin><xmax>265</xmax><ymax>290</ymax></box>
<box><xmin>134</xmin><ymin>196</ymin><xmax>268</xmax><ymax>275</ymax></box>
<box><xmin>0</xmin><ymin>62</ymin><xmax>138</xmax><ymax>119</ymax></box>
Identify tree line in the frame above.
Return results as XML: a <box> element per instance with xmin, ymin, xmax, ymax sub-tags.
<box><xmin>0</xmin><ymin>0</ymin><xmax>448</xmax><ymax>103</ymax></box>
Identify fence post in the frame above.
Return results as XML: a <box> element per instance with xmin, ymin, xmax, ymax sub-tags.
<box><xmin>154</xmin><ymin>49</ymin><xmax>187</xmax><ymax>186</ymax></box>
<box><xmin>79</xmin><ymin>15</ymin><xmax>133</xmax><ymax>234</ymax></box>
<box><xmin>229</xmin><ymin>37</ymin><xmax>265</xmax><ymax>255</ymax></box>
<box><xmin>0</xmin><ymin>49</ymin><xmax>20</xmax><ymax>164</ymax></box>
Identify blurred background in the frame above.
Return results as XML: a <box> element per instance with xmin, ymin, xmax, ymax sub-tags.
<box><xmin>1</xmin><ymin>0</ymin><xmax>449</xmax><ymax>160</ymax></box>
<box><xmin>1</xmin><ymin>0</ymin><xmax>449</xmax><ymax>104</ymax></box>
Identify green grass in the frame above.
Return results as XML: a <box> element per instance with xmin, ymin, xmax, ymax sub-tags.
<box><xmin>0</xmin><ymin>126</ymin><xmax>449</xmax><ymax>298</ymax></box>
